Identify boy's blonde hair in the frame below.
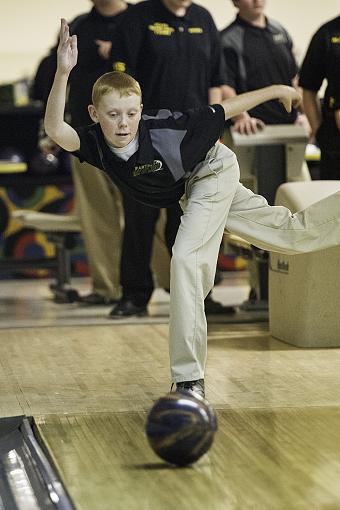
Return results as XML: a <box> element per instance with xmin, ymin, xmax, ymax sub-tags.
<box><xmin>92</xmin><ymin>72</ymin><xmax>142</xmax><ymax>107</ymax></box>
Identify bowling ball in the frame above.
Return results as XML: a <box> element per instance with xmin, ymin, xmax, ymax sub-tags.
<box><xmin>145</xmin><ymin>391</ymin><xmax>217</xmax><ymax>466</ymax></box>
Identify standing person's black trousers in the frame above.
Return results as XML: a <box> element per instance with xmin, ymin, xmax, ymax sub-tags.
<box><xmin>316</xmin><ymin>116</ymin><xmax>340</xmax><ymax>179</ymax></box>
<box><xmin>120</xmin><ymin>193</ymin><xmax>182</xmax><ymax>307</ymax></box>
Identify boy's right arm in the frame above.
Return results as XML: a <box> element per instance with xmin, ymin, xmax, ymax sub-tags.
<box><xmin>222</xmin><ymin>85</ymin><xmax>301</xmax><ymax>122</ymax></box>
<box><xmin>221</xmin><ymin>84</ymin><xmax>265</xmax><ymax>134</ymax></box>
<box><xmin>44</xmin><ymin>19</ymin><xmax>80</xmax><ymax>152</ymax></box>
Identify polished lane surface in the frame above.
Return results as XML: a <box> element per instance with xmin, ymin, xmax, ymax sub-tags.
<box><xmin>36</xmin><ymin>407</ymin><xmax>340</xmax><ymax>510</ymax></box>
<box><xmin>1</xmin><ymin>277</ymin><xmax>340</xmax><ymax>508</ymax></box>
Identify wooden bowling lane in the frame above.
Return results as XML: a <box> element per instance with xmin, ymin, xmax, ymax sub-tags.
<box><xmin>2</xmin><ymin>321</ymin><xmax>340</xmax><ymax>415</ymax></box>
<box><xmin>36</xmin><ymin>407</ymin><xmax>340</xmax><ymax>510</ymax></box>
<box><xmin>2</xmin><ymin>314</ymin><xmax>340</xmax><ymax>508</ymax></box>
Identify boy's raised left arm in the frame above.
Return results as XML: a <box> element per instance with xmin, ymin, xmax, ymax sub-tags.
<box><xmin>44</xmin><ymin>19</ymin><xmax>80</xmax><ymax>152</ymax></box>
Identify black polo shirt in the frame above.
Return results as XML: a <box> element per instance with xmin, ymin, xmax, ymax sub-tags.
<box><xmin>109</xmin><ymin>0</ymin><xmax>226</xmax><ymax>110</ymax></box>
<box><xmin>40</xmin><ymin>7</ymin><xmax>131</xmax><ymax>127</ymax></box>
<box><xmin>299</xmin><ymin>16</ymin><xmax>340</xmax><ymax>116</ymax></box>
<box><xmin>220</xmin><ymin>15</ymin><xmax>298</xmax><ymax>124</ymax></box>
<box><xmin>72</xmin><ymin>104</ymin><xmax>225</xmax><ymax>208</ymax></box>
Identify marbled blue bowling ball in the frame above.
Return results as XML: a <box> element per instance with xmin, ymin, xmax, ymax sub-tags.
<box><xmin>145</xmin><ymin>392</ymin><xmax>217</xmax><ymax>466</ymax></box>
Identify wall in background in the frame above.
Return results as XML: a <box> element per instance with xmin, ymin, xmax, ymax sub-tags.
<box><xmin>1</xmin><ymin>1</ymin><xmax>339</xmax><ymax>83</ymax></box>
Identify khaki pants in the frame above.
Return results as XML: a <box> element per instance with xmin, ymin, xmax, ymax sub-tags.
<box><xmin>170</xmin><ymin>142</ymin><xmax>340</xmax><ymax>382</ymax></box>
<box><xmin>72</xmin><ymin>158</ymin><xmax>171</xmax><ymax>299</ymax></box>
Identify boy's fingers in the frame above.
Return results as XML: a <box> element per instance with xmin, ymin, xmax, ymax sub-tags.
<box><xmin>279</xmin><ymin>99</ymin><xmax>291</xmax><ymax>112</ymax></box>
<box><xmin>71</xmin><ymin>35</ymin><xmax>77</xmax><ymax>50</ymax></box>
<box><xmin>61</xmin><ymin>18</ymin><xmax>68</xmax><ymax>32</ymax></box>
<box><xmin>257</xmin><ymin>119</ymin><xmax>265</xmax><ymax>130</ymax></box>
<box><xmin>59</xmin><ymin>18</ymin><xmax>69</xmax><ymax>45</ymax></box>
<box><xmin>280</xmin><ymin>98</ymin><xmax>289</xmax><ymax>113</ymax></box>
<box><xmin>284</xmin><ymin>99</ymin><xmax>292</xmax><ymax>112</ymax></box>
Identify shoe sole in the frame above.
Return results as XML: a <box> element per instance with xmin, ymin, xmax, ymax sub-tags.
<box><xmin>79</xmin><ymin>301</ymin><xmax>118</xmax><ymax>306</ymax></box>
<box><xmin>109</xmin><ymin>311</ymin><xmax>148</xmax><ymax>320</ymax></box>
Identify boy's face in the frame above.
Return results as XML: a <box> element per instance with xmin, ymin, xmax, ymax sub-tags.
<box><xmin>88</xmin><ymin>91</ymin><xmax>142</xmax><ymax>148</ymax></box>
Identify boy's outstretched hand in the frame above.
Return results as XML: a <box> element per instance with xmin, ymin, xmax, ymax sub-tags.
<box><xmin>279</xmin><ymin>86</ymin><xmax>301</xmax><ymax>113</ymax></box>
<box><xmin>57</xmin><ymin>18</ymin><xmax>78</xmax><ymax>75</ymax></box>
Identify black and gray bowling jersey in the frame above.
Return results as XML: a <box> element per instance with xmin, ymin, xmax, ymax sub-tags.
<box><xmin>220</xmin><ymin>15</ymin><xmax>298</xmax><ymax>124</ymax></box>
<box><xmin>73</xmin><ymin>104</ymin><xmax>225</xmax><ymax>208</ymax></box>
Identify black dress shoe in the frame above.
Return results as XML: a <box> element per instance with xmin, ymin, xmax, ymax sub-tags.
<box><xmin>109</xmin><ymin>300</ymin><xmax>148</xmax><ymax>318</ymax></box>
<box><xmin>79</xmin><ymin>292</ymin><xmax>118</xmax><ymax>306</ymax></box>
<box><xmin>204</xmin><ymin>296</ymin><xmax>236</xmax><ymax>314</ymax></box>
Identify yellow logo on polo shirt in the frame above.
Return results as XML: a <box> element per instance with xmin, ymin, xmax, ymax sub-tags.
<box><xmin>112</xmin><ymin>61</ymin><xmax>126</xmax><ymax>72</ymax></box>
<box><xmin>188</xmin><ymin>27</ymin><xmax>203</xmax><ymax>34</ymax></box>
<box><xmin>331</xmin><ymin>36</ymin><xmax>340</xmax><ymax>43</ymax></box>
<box><xmin>149</xmin><ymin>23</ymin><xmax>174</xmax><ymax>36</ymax></box>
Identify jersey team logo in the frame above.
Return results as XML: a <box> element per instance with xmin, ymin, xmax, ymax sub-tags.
<box><xmin>112</xmin><ymin>61</ymin><xmax>126</xmax><ymax>72</ymax></box>
<box><xmin>148</xmin><ymin>23</ymin><xmax>174</xmax><ymax>36</ymax></box>
<box><xmin>133</xmin><ymin>160</ymin><xmax>163</xmax><ymax>177</ymax></box>
<box><xmin>272</xmin><ymin>33</ymin><xmax>287</xmax><ymax>44</ymax></box>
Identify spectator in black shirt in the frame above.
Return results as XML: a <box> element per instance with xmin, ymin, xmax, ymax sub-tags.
<box><xmin>299</xmin><ymin>16</ymin><xmax>340</xmax><ymax>179</ymax></box>
<box><xmin>220</xmin><ymin>0</ymin><xmax>306</xmax><ymax>134</ymax></box>
<box><xmin>219</xmin><ymin>0</ymin><xmax>310</xmax><ymax>307</ymax></box>
<box><xmin>43</xmin><ymin>19</ymin><xmax>340</xmax><ymax>399</ymax></box>
<box><xmin>108</xmin><ymin>0</ymin><xmax>228</xmax><ymax>318</ymax></box>
<box><xmin>33</xmin><ymin>0</ymin><xmax>133</xmax><ymax>306</ymax></box>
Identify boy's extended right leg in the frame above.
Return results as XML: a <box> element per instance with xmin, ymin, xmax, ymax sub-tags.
<box><xmin>225</xmin><ymin>183</ymin><xmax>340</xmax><ymax>255</ymax></box>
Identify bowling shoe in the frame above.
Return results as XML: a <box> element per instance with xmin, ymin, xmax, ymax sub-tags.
<box><xmin>176</xmin><ymin>379</ymin><xmax>205</xmax><ymax>399</ymax></box>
